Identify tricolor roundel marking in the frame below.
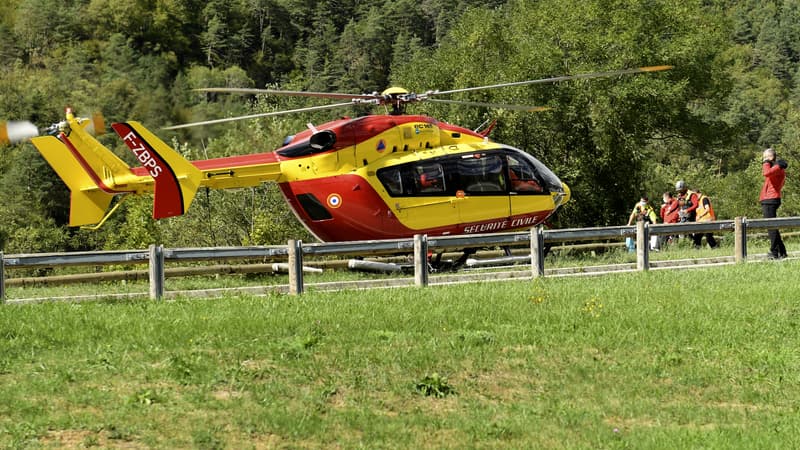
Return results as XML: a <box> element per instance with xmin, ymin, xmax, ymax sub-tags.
<box><xmin>327</xmin><ymin>193</ymin><xmax>342</xmax><ymax>208</ymax></box>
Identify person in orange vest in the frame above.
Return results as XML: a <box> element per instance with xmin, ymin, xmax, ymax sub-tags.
<box><xmin>675</xmin><ymin>181</ymin><xmax>698</xmax><ymax>221</ymax></box>
<box><xmin>694</xmin><ymin>189</ymin><xmax>718</xmax><ymax>248</ymax></box>
<box><xmin>675</xmin><ymin>180</ymin><xmax>706</xmax><ymax>249</ymax></box>
<box><xmin>760</xmin><ymin>147</ymin><xmax>788</xmax><ymax>260</ymax></box>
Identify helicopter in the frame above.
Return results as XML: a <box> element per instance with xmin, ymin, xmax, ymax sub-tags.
<box><xmin>5</xmin><ymin>65</ymin><xmax>671</xmax><ymax>246</ymax></box>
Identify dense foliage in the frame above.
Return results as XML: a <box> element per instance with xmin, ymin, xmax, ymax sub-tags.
<box><xmin>0</xmin><ymin>0</ymin><xmax>798</xmax><ymax>252</ymax></box>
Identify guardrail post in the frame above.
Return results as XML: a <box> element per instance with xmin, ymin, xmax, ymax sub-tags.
<box><xmin>0</xmin><ymin>252</ymin><xmax>5</xmax><ymax>304</ymax></box>
<box><xmin>148</xmin><ymin>244</ymin><xmax>165</xmax><ymax>300</ymax></box>
<box><xmin>735</xmin><ymin>216</ymin><xmax>747</xmax><ymax>263</ymax></box>
<box><xmin>530</xmin><ymin>226</ymin><xmax>545</xmax><ymax>278</ymax></box>
<box><xmin>636</xmin><ymin>221</ymin><xmax>650</xmax><ymax>271</ymax></box>
<box><xmin>288</xmin><ymin>239</ymin><xmax>304</xmax><ymax>295</ymax></box>
<box><xmin>414</xmin><ymin>234</ymin><xmax>429</xmax><ymax>287</ymax></box>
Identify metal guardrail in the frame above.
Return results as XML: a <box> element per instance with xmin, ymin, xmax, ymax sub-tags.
<box><xmin>1</xmin><ymin>216</ymin><xmax>797</xmax><ymax>302</ymax></box>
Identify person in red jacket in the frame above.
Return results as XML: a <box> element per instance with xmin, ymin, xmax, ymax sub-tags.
<box><xmin>760</xmin><ymin>148</ymin><xmax>788</xmax><ymax>259</ymax></box>
<box><xmin>675</xmin><ymin>181</ymin><xmax>699</xmax><ymax>221</ymax></box>
<box><xmin>675</xmin><ymin>180</ymin><xmax>703</xmax><ymax>248</ymax></box>
<box><xmin>661</xmin><ymin>191</ymin><xmax>680</xmax><ymax>224</ymax></box>
<box><xmin>660</xmin><ymin>191</ymin><xmax>680</xmax><ymax>245</ymax></box>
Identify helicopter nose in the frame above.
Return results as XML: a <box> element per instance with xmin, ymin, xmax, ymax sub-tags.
<box><xmin>554</xmin><ymin>182</ymin><xmax>571</xmax><ymax>207</ymax></box>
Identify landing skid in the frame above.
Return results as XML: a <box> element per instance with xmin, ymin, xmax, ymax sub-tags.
<box><xmin>347</xmin><ymin>247</ymin><xmax>537</xmax><ymax>274</ymax></box>
<box><xmin>347</xmin><ymin>248</ymin><xmax>479</xmax><ymax>274</ymax></box>
<box><xmin>428</xmin><ymin>248</ymin><xmax>478</xmax><ymax>272</ymax></box>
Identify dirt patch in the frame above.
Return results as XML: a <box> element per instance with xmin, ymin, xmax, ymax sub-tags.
<box><xmin>41</xmin><ymin>429</ymin><xmax>146</xmax><ymax>449</ymax></box>
<box><xmin>212</xmin><ymin>388</ymin><xmax>244</xmax><ymax>400</ymax></box>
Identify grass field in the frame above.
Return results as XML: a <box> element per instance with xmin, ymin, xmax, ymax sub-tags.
<box><xmin>1</xmin><ymin>258</ymin><xmax>799</xmax><ymax>448</ymax></box>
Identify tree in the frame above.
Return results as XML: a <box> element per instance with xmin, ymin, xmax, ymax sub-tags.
<box><xmin>0</xmin><ymin>0</ymin><xmax>795</xmax><ymax>251</ymax></box>
<box><xmin>335</xmin><ymin>9</ymin><xmax>392</xmax><ymax>93</ymax></box>
<box><xmin>721</xmin><ymin>0</ymin><xmax>800</xmax><ymax>151</ymax></box>
<box><xmin>393</xmin><ymin>0</ymin><xmax>733</xmax><ymax>227</ymax></box>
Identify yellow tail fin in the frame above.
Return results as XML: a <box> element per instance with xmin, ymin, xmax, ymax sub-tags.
<box><xmin>62</xmin><ymin>119</ymin><xmax>136</xmax><ymax>189</ymax></box>
<box><xmin>31</xmin><ymin>135</ymin><xmax>116</xmax><ymax>226</ymax></box>
<box><xmin>31</xmin><ymin>116</ymin><xmax>204</xmax><ymax>227</ymax></box>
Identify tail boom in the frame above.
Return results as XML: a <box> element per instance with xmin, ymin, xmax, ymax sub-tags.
<box><xmin>33</xmin><ymin>116</ymin><xmax>284</xmax><ymax>227</ymax></box>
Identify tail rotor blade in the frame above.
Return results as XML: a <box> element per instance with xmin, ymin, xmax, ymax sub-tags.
<box><xmin>0</xmin><ymin>120</ymin><xmax>40</xmax><ymax>145</ymax></box>
<box><xmin>84</xmin><ymin>112</ymin><xmax>106</xmax><ymax>136</ymax></box>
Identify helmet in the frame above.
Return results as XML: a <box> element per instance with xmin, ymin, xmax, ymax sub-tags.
<box><xmin>675</xmin><ymin>180</ymin><xmax>686</xmax><ymax>191</ymax></box>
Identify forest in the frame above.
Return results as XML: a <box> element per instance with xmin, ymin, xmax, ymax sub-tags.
<box><xmin>0</xmin><ymin>0</ymin><xmax>798</xmax><ymax>253</ymax></box>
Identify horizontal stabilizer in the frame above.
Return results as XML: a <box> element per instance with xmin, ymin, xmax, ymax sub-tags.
<box><xmin>112</xmin><ymin>122</ymin><xmax>203</xmax><ymax>219</ymax></box>
<box><xmin>31</xmin><ymin>136</ymin><xmax>115</xmax><ymax>226</ymax></box>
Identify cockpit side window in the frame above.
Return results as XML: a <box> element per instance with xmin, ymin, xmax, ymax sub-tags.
<box><xmin>507</xmin><ymin>154</ymin><xmax>544</xmax><ymax>194</ymax></box>
<box><xmin>511</xmin><ymin>150</ymin><xmax>563</xmax><ymax>193</ymax></box>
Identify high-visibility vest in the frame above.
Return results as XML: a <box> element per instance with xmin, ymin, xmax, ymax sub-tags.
<box><xmin>696</xmin><ymin>193</ymin><xmax>716</xmax><ymax>222</ymax></box>
<box><xmin>632</xmin><ymin>203</ymin><xmax>657</xmax><ymax>223</ymax></box>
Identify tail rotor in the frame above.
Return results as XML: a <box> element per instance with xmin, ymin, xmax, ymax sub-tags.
<box><xmin>0</xmin><ymin>120</ymin><xmax>40</xmax><ymax>145</ymax></box>
<box><xmin>0</xmin><ymin>109</ymin><xmax>106</xmax><ymax>146</ymax></box>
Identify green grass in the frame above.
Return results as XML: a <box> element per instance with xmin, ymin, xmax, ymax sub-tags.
<box><xmin>2</xmin><ymin>260</ymin><xmax>800</xmax><ymax>448</ymax></box>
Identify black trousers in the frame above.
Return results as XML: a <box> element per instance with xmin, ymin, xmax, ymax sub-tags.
<box><xmin>762</xmin><ymin>201</ymin><xmax>787</xmax><ymax>257</ymax></box>
<box><xmin>692</xmin><ymin>231</ymin><xmax>717</xmax><ymax>248</ymax></box>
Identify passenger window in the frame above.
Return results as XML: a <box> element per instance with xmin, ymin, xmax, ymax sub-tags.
<box><xmin>378</xmin><ymin>162</ymin><xmax>447</xmax><ymax>196</ymax></box>
<box><xmin>458</xmin><ymin>155</ymin><xmax>505</xmax><ymax>194</ymax></box>
<box><xmin>415</xmin><ymin>163</ymin><xmax>445</xmax><ymax>194</ymax></box>
<box><xmin>378</xmin><ymin>167</ymin><xmax>403</xmax><ymax>196</ymax></box>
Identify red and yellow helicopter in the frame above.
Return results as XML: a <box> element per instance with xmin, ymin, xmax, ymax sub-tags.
<box><xmin>2</xmin><ymin>66</ymin><xmax>670</xmax><ymax>243</ymax></box>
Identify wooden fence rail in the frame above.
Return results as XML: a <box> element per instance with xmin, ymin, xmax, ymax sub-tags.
<box><xmin>1</xmin><ymin>216</ymin><xmax>798</xmax><ymax>303</ymax></box>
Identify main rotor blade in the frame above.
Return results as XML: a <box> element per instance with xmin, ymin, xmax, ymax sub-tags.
<box><xmin>431</xmin><ymin>65</ymin><xmax>673</xmax><ymax>96</ymax></box>
<box><xmin>426</xmin><ymin>98</ymin><xmax>551</xmax><ymax>112</ymax></box>
<box><xmin>0</xmin><ymin>120</ymin><xmax>40</xmax><ymax>145</ymax></box>
<box><xmin>194</xmin><ymin>87</ymin><xmax>378</xmax><ymax>101</ymax></box>
<box><xmin>162</xmin><ymin>101</ymin><xmax>357</xmax><ymax>130</ymax></box>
